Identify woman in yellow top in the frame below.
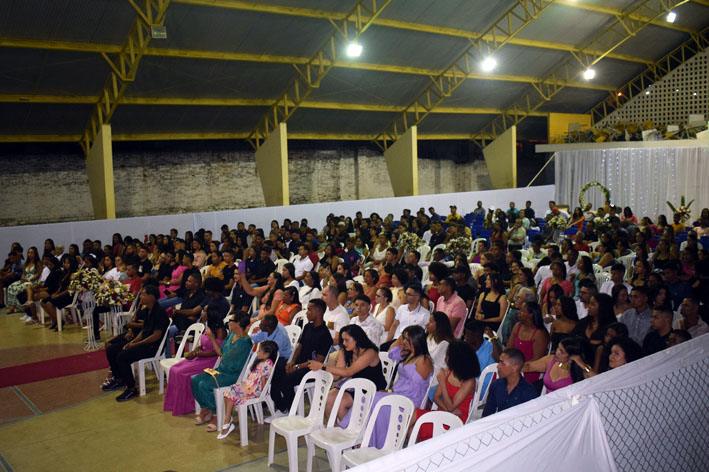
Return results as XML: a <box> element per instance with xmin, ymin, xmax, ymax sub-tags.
<box><xmin>206</xmin><ymin>250</ymin><xmax>227</xmax><ymax>279</ymax></box>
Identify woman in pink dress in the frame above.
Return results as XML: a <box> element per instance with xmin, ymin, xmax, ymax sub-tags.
<box><xmin>158</xmin><ymin>253</ymin><xmax>190</xmax><ymax>299</ymax></box>
<box><xmin>163</xmin><ymin>309</ymin><xmax>227</xmax><ymax>416</ymax></box>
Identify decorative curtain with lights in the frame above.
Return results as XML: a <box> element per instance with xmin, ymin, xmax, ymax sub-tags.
<box><xmin>554</xmin><ymin>145</ymin><xmax>709</xmax><ymax>220</ymax></box>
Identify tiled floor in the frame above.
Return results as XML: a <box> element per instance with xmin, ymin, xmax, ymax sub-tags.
<box><xmin>0</xmin><ymin>310</ymin><xmax>333</xmax><ymax>471</ymax></box>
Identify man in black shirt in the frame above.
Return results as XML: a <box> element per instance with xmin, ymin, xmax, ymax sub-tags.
<box><xmin>452</xmin><ymin>265</ymin><xmax>477</xmax><ymax>309</ymax></box>
<box><xmin>221</xmin><ymin>249</ymin><xmax>237</xmax><ymax>296</ymax></box>
<box><xmin>269</xmin><ymin>299</ymin><xmax>333</xmax><ymax>418</ymax></box>
<box><xmin>249</xmin><ymin>247</ymin><xmax>276</xmax><ymax>285</ymax></box>
<box><xmin>643</xmin><ymin>307</ymin><xmax>673</xmax><ymax>356</ymax></box>
<box><xmin>103</xmin><ymin>285</ymin><xmax>170</xmax><ymax>401</ymax></box>
<box><xmin>163</xmin><ymin>272</ymin><xmax>206</xmax><ymax>358</ymax></box>
<box><xmin>491</xmin><ymin>241</ymin><xmax>511</xmax><ymax>282</ymax></box>
<box><xmin>136</xmin><ymin>245</ymin><xmax>153</xmax><ymax>280</ymax></box>
<box><xmin>429</xmin><ymin>221</ymin><xmax>446</xmax><ymax>248</ymax></box>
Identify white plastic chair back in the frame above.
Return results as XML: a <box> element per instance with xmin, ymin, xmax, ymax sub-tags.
<box><xmin>291</xmin><ymin>370</ymin><xmax>333</xmax><ymax>422</ymax></box>
<box><xmin>420</xmin><ymin>265</ymin><xmax>430</xmax><ymax>285</ymax></box>
<box><xmin>291</xmin><ymin>309</ymin><xmax>308</xmax><ymax>328</ymax></box>
<box><xmin>248</xmin><ymin>319</ymin><xmax>261</xmax><ymax>336</ymax></box>
<box><xmin>237</xmin><ymin>349</ymin><xmax>258</xmax><ymax>383</ymax></box>
<box><xmin>619</xmin><ymin>254</ymin><xmax>635</xmax><ymax>278</ymax></box>
<box><xmin>353</xmin><ymin>275</ymin><xmax>365</xmax><ymax>283</ymax></box>
<box><xmin>430</xmin><ymin>340</ymin><xmax>448</xmax><ymax>369</ymax></box>
<box><xmin>592</xmin><ymin>263</ymin><xmax>603</xmax><ymax>275</ymax></box>
<box><xmin>284</xmin><ymin>325</ymin><xmax>301</xmax><ymax>361</ymax></box>
<box><xmin>200</xmin><ymin>265</ymin><xmax>210</xmax><ymax>279</ymax></box>
<box><xmin>248</xmin><ymin>296</ymin><xmax>260</xmax><ymax>315</ymax></box>
<box><xmin>407</xmin><ymin>411</ymin><xmax>463</xmax><ymax>447</ymax></box>
<box><xmin>432</xmin><ymin>243</ymin><xmax>446</xmax><ymax>254</ymax></box>
<box><xmin>469</xmin><ymin>263</ymin><xmax>482</xmax><ymax>275</ymax></box>
<box><xmin>418</xmin><ymin>244</ymin><xmax>431</xmax><ymax>262</ymax></box>
<box><xmin>467</xmin><ymin>362</ymin><xmax>498</xmax><ymax>423</ymax></box>
<box><xmin>589</xmin><ymin>241</ymin><xmax>601</xmax><ymax>251</ymax></box>
<box><xmin>379</xmin><ymin>351</ymin><xmax>397</xmax><ymax>389</ymax></box>
<box><xmin>175</xmin><ymin>322</ymin><xmax>205</xmax><ymax>359</ymax></box>
<box><xmin>275</xmin><ymin>258</ymin><xmax>289</xmax><ymax>274</ymax></box>
<box><xmin>595</xmin><ymin>271</ymin><xmax>611</xmax><ymax>291</ymax></box>
<box><xmin>358</xmin><ymin>394</ymin><xmax>414</xmax><ymax>453</ymax></box>
<box><xmin>306</xmin><ymin>378</ymin><xmax>377</xmax><ymax>472</ymax></box>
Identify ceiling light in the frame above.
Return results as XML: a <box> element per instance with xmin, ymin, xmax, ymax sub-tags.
<box><xmin>645</xmin><ymin>90</ymin><xmax>650</xmax><ymax>95</ymax></box>
<box><xmin>666</xmin><ymin>11</ymin><xmax>677</xmax><ymax>23</ymax></box>
<box><xmin>481</xmin><ymin>57</ymin><xmax>497</xmax><ymax>72</ymax></box>
<box><xmin>583</xmin><ymin>68</ymin><xmax>596</xmax><ymax>80</ymax></box>
<box><xmin>346</xmin><ymin>42</ymin><xmax>362</xmax><ymax>57</ymax></box>
<box><xmin>617</xmin><ymin>92</ymin><xmax>622</xmax><ymax>97</ymax></box>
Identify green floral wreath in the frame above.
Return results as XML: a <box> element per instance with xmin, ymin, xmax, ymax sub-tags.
<box><xmin>579</xmin><ymin>181</ymin><xmax>611</xmax><ymax>209</ymax></box>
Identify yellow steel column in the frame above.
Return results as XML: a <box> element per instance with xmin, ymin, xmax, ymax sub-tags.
<box><xmin>383</xmin><ymin>125</ymin><xmax>418</xmax><ymax>197</ymax></box>
<box><xmin>85</xmin><ymin>124</ymin><xmax>116</xmax><ymax>219</ymax></box>
<box><xmin>482</xmin><ymin>125</ymin><xmax>517</xmax><ymax>189</ymax></box>
<box><xmin>254</xmin><ymin>122</ymin><xmax>289</xmax><ymax>206</ymax></box>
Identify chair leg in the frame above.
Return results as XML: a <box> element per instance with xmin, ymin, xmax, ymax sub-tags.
<box><xmin>57</xmin><ymin>307</ymin><xmax>63</xmax><ymax>332</ymax></box>
<box><xmin>268</xmin><ymin>427</ymin><xmax>276</xmax><ymax>465</ymax></box>
<box><xmin>306</xmin><ymin>437</ymin><xmax>315</xmax><ymax>472</ymax></box>
<box><xmin>158</xmin><ymin>367</ymin><xmax>165</xmax><ymax>394</ymax></box>
<box><xmin>286</xmin><ymin>436</ymin><xmax>300</xmax><ymax>472</ymax></box>
<box><xmin>214</xmin><ymin>389</ymin><xmax>224</xmax><ymax>431</ymax></box>
<box><xmin>138</xmin><ymin>363</ymin><xmax>146</xmax><ymax>396</ymax></box>
<box><xmin>329</xmin><ymin>448</ymin><xmax>342</xmax><ymax>472</ymax></box>
<box><xmin>238</xmin><ymin>404</ymin><xmax>249</xmax><ymax>447</ymax></box>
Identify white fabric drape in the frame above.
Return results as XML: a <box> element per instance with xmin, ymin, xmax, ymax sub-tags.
<box><xmin>554</xmin><ymin>146</ymin><xmax>709</xmax><ymax>220</ymax></box>
<box><xmin>352</xmin><ymin>334</ymin><xmax>709</xmax><ymax>472</ymax></box>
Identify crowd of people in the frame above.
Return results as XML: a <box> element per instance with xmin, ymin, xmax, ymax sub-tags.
<box><xmin>1</xmin><ymin>200</ymin><xmax>707</xmax><ymax>443</ymax></box>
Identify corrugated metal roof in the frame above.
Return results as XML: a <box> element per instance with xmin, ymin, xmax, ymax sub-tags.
<box><xmin>0</xmin><ymin>0</ymin><xmax>706</xmax><ymax>144</ymax></box>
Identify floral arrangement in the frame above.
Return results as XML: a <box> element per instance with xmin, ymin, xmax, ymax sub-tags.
<box><xmin>397</xmin><ymin>232</ymin><xmax>423</xmax><ymax>252</ymax></box>
<box><xmin>95</xmin><ymin>279</ymin><xmax>135</xmax><ymax>307</ymax></box>
<box><xmin>68</xmin><ymin>269</ymin><xmax>102</xmax><ymax>295</ymax></box>
<box><xmin>547</xmin><ymin>215</ymin><xmax>568</xmax><ymax>230</ymax></box>
<box><xmin>667</xmin><ymin>196</ymin><xmax>694</xmax><ymax>223</ymax></box>
<box><xmin>446</xmin><ymin>237</ymin><xmax>472</xmax><ymax>256</ymax></box>
<box><xmin>592</xmin><ymin>217</ymin><xmax>610</xmax><ymax>233</ymax></box>
<box><xmin>579</xmin><ymin>181</ymin><xmax>611</xmax><ymax>209</ymax></box>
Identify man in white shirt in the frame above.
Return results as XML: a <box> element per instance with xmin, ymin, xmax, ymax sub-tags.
<box><xmin>322</xmin><ymin>285</ymin><xmax>350</xmax><ymax>344</ymax></box>
<box><xmin>600</xmin><ymin>263</ymin><xmax>632</xmax><ymax>296</ymax></box>
<box><xmin>292</xmin><ymin>243</ymin><xmax>313</xmax><ymax>282</ymax></box>
<box><xmin>350</xmin><ymin>295</ymin><xmax>384</xmax><ymax>345</ymax></box>
<box><xmin>575</xmin><ymin>279</ymin><xmax>597</xmax><ymax>319</ymax></box>
<box><xmin>564</xmin><ymin>248</ymin><xmax>579</xmax><ymax>277</ymax></box>
<box><xmin>673</xmin><ymin>297</ymin><xmax>709</xmax><ymax>338</ymax></box>
<box><xmin>534</xmin><ymin>252</ymin><xmax>562</xmax><ymax>287</ymax></box>
<box><xmin>384</xmin><ymin>284</ymin><xmax>430</xmax><ymax>348</ymax></box>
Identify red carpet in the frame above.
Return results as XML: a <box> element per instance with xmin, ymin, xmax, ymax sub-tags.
<box><xmin>0</xmin><ymin>351</ymin><xmax>109</xmax><ymax>388</ymax></box>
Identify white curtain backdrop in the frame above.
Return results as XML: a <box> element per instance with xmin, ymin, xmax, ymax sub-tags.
<box><xmin>554</xmin><ymin>145</ymin><xmax>709</xmax><ymax>220</ymax></box>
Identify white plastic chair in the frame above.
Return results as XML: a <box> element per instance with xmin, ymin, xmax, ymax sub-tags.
<box><xmin>407</xmin><ymin>411</ymin><xmax>463</xmax><ymax>447</ymax></box>
<box><xmin>306</xmin><ymin>378</ymin><xmax>377</xmax><ymax>472</ymax></box>
<box><xmin>158</xmin><ymin>322</ymin><xmax>205</xmax><ymax>394</ymax></box>
<box><xmin>133</xmin><ymin>319</ymin><xmax>173</xmax><ymax>396</ymax></box>
<box><xmin>341</xmin><ymin>394</ymin><xmax>415</xmax><ymax>468</ymax></box>
<box><xmin>291</xmin><ymin>309</ymin><xmax>308</xmax><ymax>328</ymax></box>
<box><xmin>284</xmin><ymin>324</ymin><xmax>302</xmax><ymax>362</ymax></box>
<box><xmin>595</xmin><ymin>271</ymin><xmax>611</xmax><ymax>291</ymax></box>
<box><xmin>275</xmin><ymin>258</ymin><xmax>289</xmax><ymax>274</ymax></box>
<box><xmin>268</xmin><ymin>370</ymin><xmax>334</xmax><ymax>472</ymax></box>
<box><xmin>379</xmin><ymin>351</ymin><xmax>397</xmax><ymax>389</ymax></box>
<box><xmin>247</xmin><ymin>319</ymin><xmax>261</xmax><ymax>335</ymax></box>
<box><xmin>417</xmin><ymin>244</ymin><xmax>431</xmax><ymax>262</ymax></box>
<box><xmin>353</xmin><ymin>275</ymin><xmax>365</xmax><ymax>284</ymax></box>
<box><xmin>466</xmin><ymin>362</ymin><xmax>498</xmax><ymax>422</ymax></box>
<box><xmin>221</xmin><ymin>353</ymin><xmax>280</xmax><ymax>446</ymax></box>
<box><xmin>430</xmin><ymin>340</ymin><xmax>448</xmax><ymax>369</ymax></box>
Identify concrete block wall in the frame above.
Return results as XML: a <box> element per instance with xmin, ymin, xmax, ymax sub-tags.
<box><xmin>0</xmin><ymin>143</ymin><xmax>492</xmax><ymax>226</ymax></box>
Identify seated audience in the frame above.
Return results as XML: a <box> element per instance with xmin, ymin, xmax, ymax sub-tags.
<box><xmin>570</xmin><ymin>293</ymin><xmax>616</xmax><ymax>346</ymax></box>
<box><xmin>643</xmin><ymin>307</ymin><xmax>674</xmax><ymax>356</ymax></box>
<box><xmin>507</xmin><ymin>301</ymin><xmax>549</xmax><ymax>384</ymax></box>
<box><xmin>163</xmin><ymin>306</ymin><xmax>226</xmax><ymax>416</ymax></box>
<box><xmin>482</xmin><ymin>348</ymin><xmax>538</xmax><ymax>417</ymax></box>
<box><xmin>522</xmin><ymin>337</ymin><xmax>595</xmax><ymax>392</ymax></box>
<box><xmin>435</xmin><ymin>276</ymin><xmax>467</xmax><ymax>337</ymax></box>
<box><xmin>273</xmin><ymin>286</ymin><xmax>301</xmax><ymax>325</ymax></box>
<box><xmin>270</xmin><ymin>299</ymin><xmax>333</xmax><ymax>418</ymax></box>
<box><xmin>673</xmin><ymin>297</ymin><xmax>708</xmax><ymax>338</ymax></box>
<box><xmin>549</xmin><ymin>296</ymin><xmax>579</xmax><ymax>352</ymax></box>
<box><xmin>192</xmin><ymin>312</ymin><xmax>253</xmax><ymax>431</ymax></box>
<box><xmin>217</xmin><ymin>340</ymin><xmax>279</xmax><ymax>439</ymax></box>
<box><xmin>425</xmin><ymin>311</ymin><xmax>455</xmax><ymax>357</ymax></box>
<box><xmin>350</xmin><ymin>295</ymin><xmax>384</xmax><ymax>345</ymax></box>
<box><xmin>104</xmin><ymin>285</ymin><xmax>170</xmax><ymax>402</ymax></box>
<box><xmin>307</xmin><ymin>324</ymin><xmax>386</xmax><ymax>422</ymax></box>
<box><xmin>413</xmin><ymin>340</ymin><xmax>478</xmax><ymax>437</ymax></box>
<box><xmin>298</xmin><ymin>270</ymin><xmax>321</xmax><ymax>306</ymax></box>
<box><xmin>619</xmin><ymin>286</ymin><xmax>653</xmax><ymax>345</ymax></box>
<box><xmin>474</xmin><ymin>272</ymin><xmax>508</xmax><ymax>331</ymax></box>
<box><xmin>383</xmin><ymin>283</ymin><xmax>431</xmax><ymax>349</ymax></box>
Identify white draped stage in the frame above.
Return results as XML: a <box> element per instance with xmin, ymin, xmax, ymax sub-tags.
<box><xmin>539</xmin><ymin>141</ymin><xmax>709</xmax><ymax>220</ymax></box>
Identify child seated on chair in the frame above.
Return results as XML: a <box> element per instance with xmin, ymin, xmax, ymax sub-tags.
<box><xmin>217</xmin><ymin>340</ymin><xmax>278</xmax><ymax>439</ymax></box>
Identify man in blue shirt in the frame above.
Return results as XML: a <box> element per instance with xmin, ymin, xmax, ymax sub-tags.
<box><xmin>249</xmin><ymin>314</ymin><xmax>292</xmax><ymax>361</ymax></box>
<box><xmin>482</xmin><ymin>348</ymin><xmax>538</xmax><ymax>417</ymax></box>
